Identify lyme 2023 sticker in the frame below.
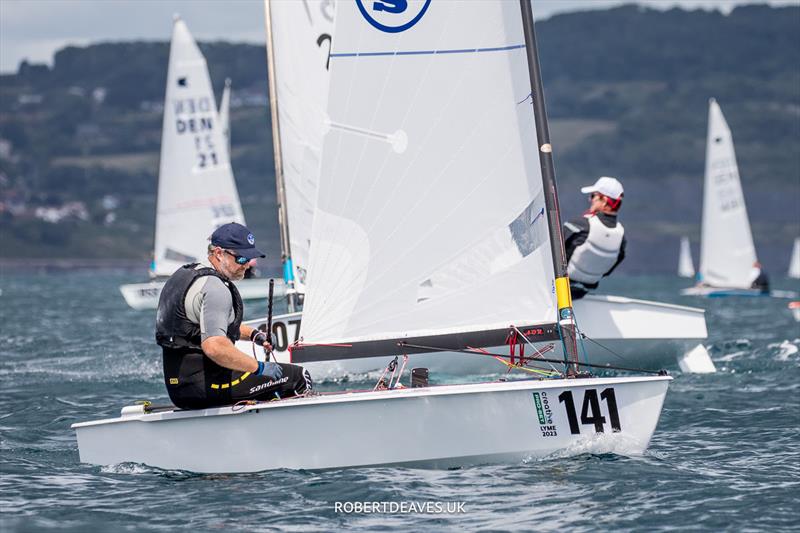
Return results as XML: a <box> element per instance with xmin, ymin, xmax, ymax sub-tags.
<box><xmin>356</xmin><ymin>0</ymin><xmax>431</xmax><ymax>33</ymax></box>
<box><xmin>533</xmin><ymin>388</ymin><xmax>623</xmax><ymax>438</ymax></box>
<box><xmin>532</xmin><ymin>391</ymin><xmax>558</xmax><ymax>437</ymax></box>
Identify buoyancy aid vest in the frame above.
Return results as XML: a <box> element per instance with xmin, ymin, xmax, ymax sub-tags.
<box><xmin>567</xmin><ymin>215</ymin><xmax>625</xmax><ymax>284</ymax></box>
<box><xmin>155</xmin><ymin>263</ymin><xmax>243</xmax><ymax>352</ymax></box>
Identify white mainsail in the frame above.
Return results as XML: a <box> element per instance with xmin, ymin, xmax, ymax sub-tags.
<box><xmin>300</xmin><ymin>0</ymin><xmax>556</xmax><ymax>347</ymax></box>
<box><xmin>152</xmin><ymin>18</ymin><xmax>245</xmax><ymax>277</ymax></box>
<box><xmin>789</xmin><ymin>238</ymin><xmax>800</xmax><ymax>279</ymax></box>
<box><xmin>698</xmin><ymin>98</ymin><xmax>757</xmax><ymax>288</ymax></box>
<box><xmin>219</xmin><ymin>78</ymin><xmax>231</xmax><ymax>152</ymax></box>
<box><xmin>265</xmin><ymin>0</ymin><xmax>334</xmax><ymax>292</ymax></box>
<box><xmin>678</xmin><ymin>236</ymin><xmax>695</xmax><ymax>278</ymax></box>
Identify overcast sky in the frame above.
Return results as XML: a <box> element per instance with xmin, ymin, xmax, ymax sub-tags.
<box><xmin>1</xmin><ymin>0</ymin><xmax>797</xmax><ymax>73</ymax></box>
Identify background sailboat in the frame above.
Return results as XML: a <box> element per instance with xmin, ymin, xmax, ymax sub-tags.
<box><xmin>75</xmin><ymin>0</ymin><xmax>670</xmax><ymax>473</ymax></box>
<box><xmin>788</xmin><ymin>237</ymin><xmax>800</xmax><ymax>279</ymax></box>
<box><xmin>119</xmin><ymin>17</ymin><xmax>273</xmax><ymax>310</ymax></box>
<box><xmin>678</xmin><ymin>236</ymin><xmax>695</xmax><ymax>278</ymax></box>
<box><xmin>682</xmin><ymin>99</ymin><xmax>764</xmax><ymax>297</ymax></box>
<box><xmin>219</xmin><ymin>78</ymin><xmax>231</xmax><ymax>153</ymax></box>
<box><xmin>789</xmin><ymin>239</ymin><xmax>800</xmax><ymax>317</ymax></box>
<box><xmin>249</xmin><ymin>0</ymin><xmax>711</xmax><ymax>375</ymax></box>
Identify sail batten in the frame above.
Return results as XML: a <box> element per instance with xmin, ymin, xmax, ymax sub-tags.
<box><xmin>299</xmin><ymin>1</ymin><xmax>557</xmax><ymax>352</ymax></box>
<box><xmin>330</xmin><ymin>43</ymin><xmax>526</xmax><ymax>57</ymax></box>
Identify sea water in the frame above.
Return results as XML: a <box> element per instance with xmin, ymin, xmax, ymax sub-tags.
<box><xmin>1</xmin><ymin>270</ymin><xmax>798</xmax><ymax>531</ymax></box>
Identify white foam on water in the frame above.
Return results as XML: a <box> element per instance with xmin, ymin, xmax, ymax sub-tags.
<box><xmin>537</xmin><ymin>433</ymin><xmax>647</xmax><ymax>460</ymax></box>
<box><xmin>771</xmin><ymin>340</ymin><xmax>799</xmax><ymax>361</ymax></box>
<box><xmin>716</xmin><ymin>351</ymin><xmax>747</xmax><ymax>362</ymax></box>
<box><xmin>100</xmin><ymin>462</ymin><xmax>160</xmax><ymax>476</ymax></box>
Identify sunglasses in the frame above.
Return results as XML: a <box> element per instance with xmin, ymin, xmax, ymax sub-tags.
<box><xmin>224</xmin><ymin>250</ymin><xmax>250</xmax><ymax>265</ymax></box>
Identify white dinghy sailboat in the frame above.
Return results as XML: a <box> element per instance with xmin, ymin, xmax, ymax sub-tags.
<box><xmin>74</xmin><ymin>1</ymin><xmax>670</xmax><ymax>473</ymax></box>
<box><xmin>678</xmin><ymin>236</ymin><xmax>695</xmax><ymax>279</ymax></box>
<box><xmin>219</xmin><ymin>78</ymin><xmax>232</xmax><ymax>152</ymax></box>
<box><xmin>119</xmin><ymin>17</ymin><xmax>276</xmax><ymax>310</ymax></box>
<box><xmin>788</xmin><ymin>238</ymin><xmax>800</xmax><ymax>280</ymax></box>
<box><xmin>789</xmin><ymin>239</ymin><xmax>800</xmax><ymax>321</ymax></box>
<box><xmin>681</xmin><ymin>99</ymin><xmax>792</xmax><ymax>298</ymax></box>
<box><xmin>248</xmin><ymin>0</ymin><xmax>711</xmax><ymax>376</ymax></box>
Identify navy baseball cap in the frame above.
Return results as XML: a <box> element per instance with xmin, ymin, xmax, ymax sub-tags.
<box><xmin>210</xmin><ymin>223</ymin><xmax>266</xmax><ymax>260</ymax></box>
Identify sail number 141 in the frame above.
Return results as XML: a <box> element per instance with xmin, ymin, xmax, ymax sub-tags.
<box><xmin>558</xmin><ymin>388</ymin><xmax>621</xmax><ymax>434</ymax></box>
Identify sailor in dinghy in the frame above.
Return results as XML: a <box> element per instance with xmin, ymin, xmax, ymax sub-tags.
<box><xmin>747</xmin><ymin>261</ymin><xmax>770</xmax><ymax>294</ymax></box>
<box><xmin>563</xmin><ymin>176</ymin><xmax>626</xmax><ymax>299</ymax></box>
<box><xmin>157</xmin><ymin>222</ymin><xmax>313</xmax><ymax>409</ymax></box>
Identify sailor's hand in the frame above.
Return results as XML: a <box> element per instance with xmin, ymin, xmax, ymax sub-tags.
<box><xmin>250</xmin><ymin>330</ymin><xmax>276</xmax><ymax>352</ymax></box>
<box><xmin>255</xmin><ymin>361</ymin><xmax>283</xmax><ymax>380</ymax></box>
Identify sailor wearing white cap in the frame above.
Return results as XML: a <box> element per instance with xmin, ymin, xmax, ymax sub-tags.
<box><xmin>563</xmin><ymin>177</ymin><xmax>627</xmax><ymax>299</ymax></box>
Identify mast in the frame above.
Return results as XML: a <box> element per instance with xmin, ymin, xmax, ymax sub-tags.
<box><xmin>519</xmin><ymin>0</ymin><xmax>580</xmax><ymax>373</ymax></box>
<box><xmin>264</xmin><ymin>0</ymin><xmax>297</xmax><ymax>312</ymax></box>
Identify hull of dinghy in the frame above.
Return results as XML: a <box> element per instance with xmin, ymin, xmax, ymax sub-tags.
<box><xmin>73</xmin><ymin>376</ymin><xmax>670</xmax><ymax>473</ymax></box>
<box><xmin>241</xmin><ymin>295</ymin><xmax>707</xmax><ymax>378</ymax></box>
<box><xmin>119</xmin><ymin>278</ymin><xmax>283</xmax><ymax>310</ymax></box>
<box><xmin>681</xmin><ymin>286</ymin><xmax>797</xmax><ymax>298</ymax></box>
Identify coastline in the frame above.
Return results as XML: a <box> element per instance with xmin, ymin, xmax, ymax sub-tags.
<box><xmin>0</xmin><ymin>258</ymin><xmax>147</xmax><ymax>272</ymax></box>
<box><xmin>0</xmin><ymin>257</ymin><xmax>285</xmax><ymax>274</ymax></box>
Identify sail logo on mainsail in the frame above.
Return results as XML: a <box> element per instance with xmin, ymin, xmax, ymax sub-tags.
<box><xmin>356</xmin><ymin>0</ymin><xmax>431</xmax><ymax>33</ymax></box>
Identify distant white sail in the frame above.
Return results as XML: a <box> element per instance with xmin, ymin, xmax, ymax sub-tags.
<box><xmin>152</xmin><ymin>18</ymin><xmax>245</xmax><ymax>277</ymax></box>
<box><xmin>219</xmin><ymin>78</ymin><xmax>231</xmax><ymax>152</ymax></box>
<box><xmin>698</xmin><ymin>98</ymin><xmax>756</xmax><ymax>288</ymax></box>
<box><xmin>301</xmin><ymin>0</ymin><xmax>555</xmax><ymax>345</ymax></box>
<box><xmin>678</xmin><ymin>236</ymin><xmax>695</xmax><ymax>278</ymax></box>
<box><xmin>789</xmin><ymin>237</ymin><xmax>800</xmax><ymax>279</ymax></box>
<box><xmin>265</xmin><ymin>0</ymin><xmax>334</xmax><ymax>292</ymax></box>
